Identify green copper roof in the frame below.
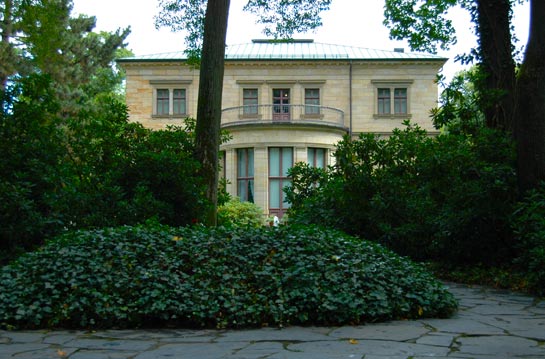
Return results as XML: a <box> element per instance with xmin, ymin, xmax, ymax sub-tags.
<box><xmin>119</xmin><ymin>39</ymin><xmax>446</xmax><ymax>62</ymax></box>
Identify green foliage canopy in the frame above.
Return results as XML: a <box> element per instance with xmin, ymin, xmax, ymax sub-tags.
<box><xmin>0</xmin><ymin>76</ymin><xmax>209</xmax><ymax>263</ymax></box>
<box><xmin>155</xmin><ymin>0</ymin><xmax>334</xmax><ymax>55</ymax></box>
<box><xmin>0</xmin><ymin>75</ymin><xmax>65</xmax><ymax>260</ymax></box>
<box><xmin>287</xmin><ymin>122</ymin><xmax>516</xmax><ymax>265</ymax></box>
<box><xmin>0</xmin><ymin>0</ymin><xmax>130</xmax><ymax>113</ymax></box>
<box><xmin>384</xmin><ymin>0</ymin><xmax>459</xmax><ymax>53</ymax></box>
<box><xmin>242</xmin><ymin>0</ymin><xmax>333</xmax><ymax>38</ymax></box>
<box><xmin>512</xmin><ymin>184</ymin><xmax>545</xmax><ymax>295</ymax></box>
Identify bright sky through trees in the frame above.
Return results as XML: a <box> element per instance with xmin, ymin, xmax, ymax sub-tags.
<box><xmin>73</xmin><ymin>0</ymin><xmax>530</xmax><ymax>82</ymax></box>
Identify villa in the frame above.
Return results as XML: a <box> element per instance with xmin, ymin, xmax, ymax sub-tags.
<box><xmin>117</xmin><ymin>39</ymin><xmax>446</xmax><ymax>218</ymax></box>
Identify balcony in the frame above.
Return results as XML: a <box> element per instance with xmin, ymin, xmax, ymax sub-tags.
<box><xmin>221</xmin><ymin>104</ymin><xmax>347</xmax><ymax>131</ymax></box>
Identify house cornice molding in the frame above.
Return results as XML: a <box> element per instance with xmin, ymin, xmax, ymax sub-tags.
<box><xmin>149</xmin><ymin>79</ymin><xmax>193</xmax><ymax>85</ymax></box>
<box><xmin>121</xmin><ymin>59</ymin><xmax>445</xmax><ymax>70</ymax></box>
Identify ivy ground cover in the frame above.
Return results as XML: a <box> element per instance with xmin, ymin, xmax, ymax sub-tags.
<box><xmin>0</xmin><ymin>225</ymin><xmax>457</xmax><ymax>329</ymax></box>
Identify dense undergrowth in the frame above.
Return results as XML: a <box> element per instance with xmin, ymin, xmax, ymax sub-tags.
<box><xmin>287</xmin><ymin>122</ymin><xmax>516</xmax><ymax>266</ymax></box>
<box><xmin>0</xmin><ymin>76</ymin><xmax>225</xmax><ymax>265</ymax></box>
<box><xmin>286</xmin><ymin>122</ymin><xmax>545</xmax><ymax>296</ymax></box>
<box><xmin>0</xmin><ymin>224</ymin><xmax>457</xmax><ymax>330</ymax></box>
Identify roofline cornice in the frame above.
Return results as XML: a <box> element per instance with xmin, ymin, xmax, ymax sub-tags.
<box><xmin>117</xmin><ymin>58</ymin><xmax>448</xmax><ymax>66</ymax></box>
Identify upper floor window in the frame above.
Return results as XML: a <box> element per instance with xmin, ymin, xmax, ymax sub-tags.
<box><xmin>273</xmin><ymin>89</ymin><xmax>291</xmax><ymax>121</ymax></box>
<box><xmin>377</xmin><ymin>87</ymin><xmax>408</xmax><ymax>115</ymax></box>
<box><xmin>173</xmin><ymin>89</ymin><xmax>187</xmax><ymax>115</ymax></box>
<box><xmin>236</xmin><ymin>81</ymin><xmax>264</xmax><ymax>120</ymax></box>
<box><xmin>394</xmin><ymin>88</ymin><xmax>407</xmax><ymax>114</ymax></box>
<box><xmin>243</xmin><ymin>88</ymin><xmax>258</xmax><ymax>115</ymax></box>
<box><xmin>150</xmin><ymin>80</ymin><xmax>192</xmax><ymax>118</ymax></box>
<box><xmin>154</xmin><ymin>88</ymin><xmax>187</xmax><ymax>117</ymax></box>
<box><xmin>305</xmin><ymin>88</ymin><xmax>320</xmax><ymax>115</ymax></box>
<box><xmin>156</xmin><ymin>89</ymin><xmax>170</xmax><ymax>115</ymax></box>
<box><xmin>372</xmin><ymin>80</ymin><xmax>413</xmax><ymax>118</ymax></box>
<box><xmin>377</xmin><ymin>88</ymin><xmax>391</xmax><ymax>115</ymax></box>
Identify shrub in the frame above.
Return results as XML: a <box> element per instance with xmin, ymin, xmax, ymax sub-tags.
<box><xmin>512</xmin><ymin>183</ymin><xmax>545</xmax><ymax>296</ymax></box>
<box><xmin>52</xmin><ymin>109</ymin><xmax>207</xmax><ymax>229</ymax></box>
<box><xmin>0</xmin><ymin>75</ymin><xmax>66</xmax><ymax>262</ymax></box>
<box><xmin>0</xmin><ymin>225</ymin><xmax>457</xmax><ymax>329</ymax></box>
<box><xmin>217</xmin><ymin>198</ymin><xmax>264</xmax><ymax>227</ymax></box>
<box><xmin>287</xmin><ymin>122</ymin><xmax>516</xmax><ymax>265</ymax></box>
<box><xmin>0</xmin><ymin>76</ymin><xmax>210</xmax><ymax>264</ymax></box>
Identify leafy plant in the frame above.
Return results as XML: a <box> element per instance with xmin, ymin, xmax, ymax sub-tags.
<box><xmin>0</xmin><ymin>77</ymin><xmax>211</xmax><ymax>264</ymax></box>
<box><xmin>288</xmin><ymin>122</ymin><xmax>516</xmax><ymax>265</ymax></box>
<box><xmin>0</xmin><ymin>224</ymin><xmax>457</xmax><ymax>329</ymax></box>
<box><xmin>51</xmin><ymin>108</ymin><xmax>207</xmax><ymax>229</ymax></box>
<box><xmin>512</xmin><ymin>183</ymin><xmax>545</xmax><ymax>296</ymax></box>
<box><xmin>217</xmin><ymin>198</ymin><xmax>264</xmax><ymax>228</ymax></box>
<box><xmin>431</xmin><ymin>67</ymin><xmax>485</xmax><ymax>132</ymax></box>
<box><xmin>0</xmin><ymin>75</ymin><xmax>66</xmax><ymax>261</ymax></box>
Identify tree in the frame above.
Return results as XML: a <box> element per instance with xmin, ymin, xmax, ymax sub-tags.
<box><xmin>384</xmin><ymin>0</ymin><xmax>516</xmax><ymax>130</ymax></box>
<box><xmin>1</xmin><ymin>0</ymin><xmax>72</xmax><ymax>90</ymax></box>
<box><xmin>0</xmin><ymin>75</ymin><xmax>65</xmax><ymax>261</ymax></box>
<box><xmin>432</xmin><ymin>66</ymin><xmax>489</xmax><ymax>136</ymax></box>
<box><xmin>193</xmin><ymin>0</ymin><xmax>230</xmax><ymax>226</ymax></box>
<box><xmin>156</xmin><ymin>0</ymin><xmax>333</xmax><ymax>225</ymax></box>
<box><xmin>514</xmin><ymin>1</ymin><xmax>545</xmax><ymax>193</ymax></box>
<box><xmin>384</xmin><ymin>0</ymin><xmax>544</xmax><ymax>194</ymax></box>
<box><xmin>0</xmin><ymin>0</ymin><xmax>129</xmax><ymax>113</ymax></box>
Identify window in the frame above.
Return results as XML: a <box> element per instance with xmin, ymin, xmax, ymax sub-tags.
<box><xmin>272</xmin><ymin>89</ymin><xmax>290</xmax><ymax>121</ymax></box>
<box><xmin>269</xmin><ymin>147</ymin><xmax>293</xmax><ymax>217</ymax></box>
<box><xmin>305</xmin><ymin>88</ymin><xmax>320</xmax><ymax>115</ymax></box>
<box><xmin>377</xmin><ymin>87</ymin><xmax>408</xmax><ymax>115</ymax></box>
<box><xmin>394</xmin><ymin>88</ymin><xmax>407</xmax><ymax>114</ymax></box>
<box><xmin>150</xmin><ymin>80</ymin><xmax>192</xmax><ymax>117</ymax></box>
<box><xmin>173</xmin><ymin>89</ymin><xmax>187</xmax><ymax>115</ymax></box>
<box><xmin>219</xmin><ymin>150</ymin><xmax>226</xmax><ymax>181</ymax></box>
<box><xmin>156</xmin><ymin>89</ymin><xmax>170</xmax><ymax>115</ymax></box>
<box><xmin>237</xmin><ymin>148</ymin><xmax>254</xmax><ymax>203</ymax></box>
<box><xmin>372</xmin><ymin>80</ymin><xmax>412</xmax><ymax>118</ymax></box>
<box><xmin>154</xmin><ymin>88</ymin><xmax>187</xmax><ymax>117</ymax></box>
<box><xmin>377</xmin><ymin>88</ymin><xmax>391</xmax><ymax>115</ymax></box>
<box><xmin>243</xmin><ymin>88</ymin><xmax>258</xmax><ymax>115</ymax></box>
<box><xmin>308</xmin><ymin>148</ymin><xmax>326</xmax><ymax>169</ymax></box>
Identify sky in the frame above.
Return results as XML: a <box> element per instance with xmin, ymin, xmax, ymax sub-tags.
<box><xmin>72</xmin><ymin>0</ymin><xmax>530</xmax><ymax>83</ymax></box>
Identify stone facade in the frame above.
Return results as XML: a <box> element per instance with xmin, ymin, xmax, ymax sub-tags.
<box><xmin>118</xmin><ymin>40</ymin><xmax>446</xmax><ymax>218</ymax></box>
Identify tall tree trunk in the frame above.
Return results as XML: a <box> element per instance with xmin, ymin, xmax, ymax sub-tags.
<box><xmin>476</xmin><ymin>0</ymin><xmax>516</xmax><ymax>131</ymax></box>
<box><xmin>194</xmin><ymin>0</ymin><xmax>230</xmax><ymax>226</ymax></box>
<box><xmin>515</xmin><ymin>0</ymin><xmax>545</xmax><ymax>194</ymax></box>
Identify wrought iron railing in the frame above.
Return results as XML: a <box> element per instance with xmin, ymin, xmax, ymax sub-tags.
<box><xmin>221</xmin><ymin>104</ymin><xmax>346</xmax><ymax>129</ymax></box>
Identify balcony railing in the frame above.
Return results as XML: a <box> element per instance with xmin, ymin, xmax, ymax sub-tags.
<box><xmin>221</xmin><ymin>104</ymin><xmax>346</xmax><ymax>130</ymax></box>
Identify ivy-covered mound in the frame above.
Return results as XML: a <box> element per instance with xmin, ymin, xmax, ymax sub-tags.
<box><xmin>0</xmin><ymin>225</ymin><xmax>457</xmax><ymax>329</ymax></box>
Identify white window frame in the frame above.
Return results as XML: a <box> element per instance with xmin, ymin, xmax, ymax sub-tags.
<box><xmin>371</xmin><ymin>80</ymin><xmax>413</xmax><ymax>119</ymax></box>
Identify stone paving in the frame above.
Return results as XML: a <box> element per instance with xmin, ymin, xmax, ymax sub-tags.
<box><xmin>1</xmin><ymin>282</ymin><xmax>544</xmax><ymax>358</ymax></box>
